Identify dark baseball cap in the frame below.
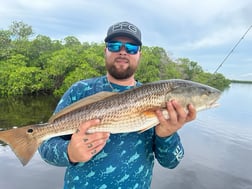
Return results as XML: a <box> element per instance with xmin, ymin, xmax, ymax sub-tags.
<box><xmin>104</xmin><ymin>21</ymin><xmax>142</xmax><ymax>45</ymax></box>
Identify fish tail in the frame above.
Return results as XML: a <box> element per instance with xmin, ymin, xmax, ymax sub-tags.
<box><xmin>0</xmin><ymin>124</ymin><xmax>44</xmax><ymax>166</ymax></box>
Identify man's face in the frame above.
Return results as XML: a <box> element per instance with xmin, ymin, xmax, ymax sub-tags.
<box><xmin>104</xmin><ymin>36</ymin><xmax>141</xmax><ymax>80</ymax></box>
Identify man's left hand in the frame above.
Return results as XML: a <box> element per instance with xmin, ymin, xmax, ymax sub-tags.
<box><xmin>155</xmin><ymin>100</ymin><xmax>196</xmax><ymax>137</ymax></box>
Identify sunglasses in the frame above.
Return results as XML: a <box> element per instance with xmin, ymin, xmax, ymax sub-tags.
<box><xmin>106</xmin><ymin>41</ymin><xmax>140</xmax><ymax>55</ymax></box>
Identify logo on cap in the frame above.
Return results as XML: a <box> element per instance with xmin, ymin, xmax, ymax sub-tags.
<box><xmin>112</xmin><ymin>22</ymin><xmax>138</xmax><ymax>34</ymax></box>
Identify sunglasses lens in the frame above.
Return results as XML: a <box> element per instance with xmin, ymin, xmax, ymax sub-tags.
<box><xmin>125</xmin><ymin>43</ymin><xmax>139</xmax><ymax>54</ymax></box>
<box><xmin>107</xmin><ymin>41</ymin><xmax>139</xmax><ymax>54</ymax></box>
<box><xmin>107</xmin><ymin>42</ymin><xmax>122</xmax><ymax>52</ymax></box>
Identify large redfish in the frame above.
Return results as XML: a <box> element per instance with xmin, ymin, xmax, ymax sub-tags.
<box><xmin>0</xmin><ymin>79</ymin><xmax>221</xmax><ymax>166</ymax></box>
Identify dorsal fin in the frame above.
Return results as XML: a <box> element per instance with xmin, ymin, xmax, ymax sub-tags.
<box><xmin>48</xmin><ymin>91</ymin><xmax>118</xmax><ymax>123</ymax></box>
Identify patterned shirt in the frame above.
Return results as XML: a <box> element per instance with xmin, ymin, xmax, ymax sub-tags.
<box><xmin>38</xmin><ymin>75</ymin><xmax>184</xmax><ymax>189</ymax></box>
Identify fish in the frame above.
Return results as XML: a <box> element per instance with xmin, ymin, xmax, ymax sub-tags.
<box><xmin>0</xmin><ymin>79</ymin><xmax>221</xmax><ymax>166</ymax></box>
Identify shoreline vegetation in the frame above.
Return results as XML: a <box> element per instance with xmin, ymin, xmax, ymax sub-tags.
<box><xmin>0</xmin><ymin>21</ymin><xmax>236</xmax><ymax>97</ymax></box>
<box><xmin>231</xmin><ymin>80</ymin><xmax>252</xmax><ymax>84</ymax></box>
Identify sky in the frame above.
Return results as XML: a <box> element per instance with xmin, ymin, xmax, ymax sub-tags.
<box><xmin>1</xmin><ymin>0</ymin><xmax>252</xmax><ymax>80</ymax></box>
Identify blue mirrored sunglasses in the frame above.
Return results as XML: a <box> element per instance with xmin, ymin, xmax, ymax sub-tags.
<box><xmin>106</xmin><ymin>41</ymin><xmax>140</xmax><ymax>54</ymax></box>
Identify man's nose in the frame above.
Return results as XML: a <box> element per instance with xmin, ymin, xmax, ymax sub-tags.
<box><xmin>119</xmin><ymin>45</ymin><xmax>127</xmax><ymax>55</ymax></box>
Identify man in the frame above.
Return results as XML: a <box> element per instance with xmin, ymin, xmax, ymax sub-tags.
<box><xmin>39</xmin><ymin>21</ymin><xmax>196</xmax><ymax>189</ymax></box>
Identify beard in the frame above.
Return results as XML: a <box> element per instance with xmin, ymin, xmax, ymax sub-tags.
<box><xmin>105</xmin><ymin>58</ymin><xmax>138</xmax><ymax>80</ymax></box>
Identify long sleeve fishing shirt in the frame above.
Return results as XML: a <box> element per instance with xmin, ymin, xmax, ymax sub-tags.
<box><xmin>38</xmin><ymin>75</ymin><xmax>184</xmax><ymax>189</ymax></box>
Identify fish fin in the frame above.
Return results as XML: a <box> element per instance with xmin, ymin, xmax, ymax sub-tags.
<box><xmin>48</xmin><ymin>91</ymin><xmax>118</xmax><ymax>123</ymax></box>
<box><xmin>138</xmin><ymin>111</ymin><xmax>159</xmax><ymax>133</ymax></box>
<box><xmin>138</xmin><ymin>109</ymin><xmax>169</xmax><ymax>133</ymax></box>
<box><xmin>0</xmin><ymin>125</ymin><xmax>44</xmax><ymax>166</ymax></box>
<box><xmin>142</xmin><ymin>110</ymin><xmax>157</xmax><ymax>117</ymax></box>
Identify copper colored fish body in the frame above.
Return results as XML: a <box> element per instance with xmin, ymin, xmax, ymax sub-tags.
<box><xmin>0</xmin><ymin>79</ymin><xmax>221</xmax><ymax>166</ymax></box>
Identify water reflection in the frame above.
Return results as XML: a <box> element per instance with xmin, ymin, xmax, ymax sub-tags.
<box><xmin>0</xmin><ymin>95</ymin><xmax>58</xmax><ymax>129</ymax></box>
<box><xmin>0</xmin><ymin>84</ymin><xmax>252</xmax><ymax>189</ymax></box>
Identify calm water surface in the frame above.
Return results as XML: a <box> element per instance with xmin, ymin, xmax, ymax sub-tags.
<box><xmin>0</xmin><ymin>83</ymin><xmax>251</xmax><ymax>189</ymax></box>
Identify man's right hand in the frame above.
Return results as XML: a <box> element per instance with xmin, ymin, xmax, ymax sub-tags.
<box><xmin>67</xmin><ymin>119</ymin><xmax>110</xmax><ymax>163</ymax></box>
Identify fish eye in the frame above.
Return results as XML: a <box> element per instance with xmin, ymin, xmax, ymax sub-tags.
<box><xmin>27</xmin><ymin>128</ymin><xmax>34</xmax><ymax>133</ymax></box>
<box><xmin>206</xmin><ymin>90</ymin><xmax>212</xmax><ymax>95</ymax></box>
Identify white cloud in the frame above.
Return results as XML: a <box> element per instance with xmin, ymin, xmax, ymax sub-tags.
<box><xmin>17</xmin><ymin>0</ymin><xmax>55</xmax><ymax>10</ymax></box>
<box><xmin>179</xmin><ymin>25</ymin><xmax>251</xmax><ymax>50</ymax></box>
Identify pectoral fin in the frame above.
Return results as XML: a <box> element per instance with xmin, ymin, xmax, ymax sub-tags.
<box><xmin>138</xmin><ymin>111</ymin><xmax>159</xmax><ymax>133</ymax></box>
<box><xmin>138</xmin><ymin>109</ymin><xmax>169</xmax><ymax>133</ymax></box>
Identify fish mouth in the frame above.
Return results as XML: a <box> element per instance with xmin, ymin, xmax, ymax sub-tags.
<box><xmin>197</xmin><ymin>101</ymin><xmax>219</xmax><ymax>112</ymax></box>
<box><xmin>208</xmin><ymin>91</ymin><xmax>221</xmax><ymax>108</ymax></box>
<box><xmin>208</xmin><ymin>97</ymin><xmax>220</xmax><ymax>109</ymax></box>
<box><xmin>209</xmin><ymin>102</ymin><xmax>220</xmax><ymax>108</ymax></box>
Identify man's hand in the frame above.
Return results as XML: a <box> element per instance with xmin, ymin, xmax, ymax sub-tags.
<box><xmin>67</xmin><ymin>119</ymin><xmax>110</xmax><ymax>163</ymax></box>
<box><xmin>155</xmin><ymin>100</ymin><xmax>196</xmax><ymax>137</ymax></box>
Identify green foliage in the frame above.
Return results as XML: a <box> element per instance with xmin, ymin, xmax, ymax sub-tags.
<box><xmin>80</xmin><ymin>43</ymin><xmax>106</xmax><ymax>74</ymax></box>
<box><xmin>9</xmin><ymin>21</ymin><xmax>34</xmax><ymax>40</ymax></box>
<box><xmin>0</xmin><ymin>30</ymin><xmax>12</xmax><ymax>60</ymax></box>
<box><xmin>0</xmin><ymin>21</ymin><xmax>231</xmax><ymax>97</ymax></box>
<box><xmin>136</xmin><ymin>46</ymin><xmax>161</xmax><ymax>82</ymax></box>
<box><xmin>54</xmin><ymin>63</ymin><xmax>100</xmax><ymax>96</ymax></box>
<box><xmin>45</xmin><ymin>48</ymin><xmax>81</xmax><ymax>89</ymax></box>
<box><xmin>176</xmin><ymin>58</ymin><xmax>204</xmax><ymax>80</ymax></box>
<box><xmin>164</xmin><ymin>62</ymin><xmax>183</xmax><ymax>79</ymax></box>
<box><xmin>63</xmin><ymin>36</ymin><xmax>81</xmax><ymax>48</ymax></box>
<box><xmin>203</xmin><ymin>73</ymin><xmax>231</xmax><ymax>91</ymax></box>
<box><xmin>1</xmin><ymin>66</ymin><xmax>47</xmax><ymax>95</ymax></box>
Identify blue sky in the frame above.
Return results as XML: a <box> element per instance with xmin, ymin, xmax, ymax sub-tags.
<box><xmin>1</xmin><ymin>0</ymin><xmax>252</xmax><ymax>80</ymax></box>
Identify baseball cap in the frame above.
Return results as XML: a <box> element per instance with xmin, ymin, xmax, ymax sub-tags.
<box><xmin>104</xmin><ymin>21</ymin><xmax>142</xmax><ymax>45</ymax></box>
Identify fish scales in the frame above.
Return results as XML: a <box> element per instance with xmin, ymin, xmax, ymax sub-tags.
<box><xmin>0</xmin><ymin>79</ymin><xmax>221</xmax><ymax>165</ymax></box>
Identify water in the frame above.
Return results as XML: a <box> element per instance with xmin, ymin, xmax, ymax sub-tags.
<box><xmin>0</xmin><ymin>83</ymin><xmax>252</xmax><ymax>189</ymax></box>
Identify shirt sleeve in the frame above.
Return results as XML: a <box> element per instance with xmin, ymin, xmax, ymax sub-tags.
<box><xmin>153</xmin><ymin>132</ymin><xmax>184</xmax><ymax>169</ymax></box>
<box><xmin>38</xmin><ymin>136</ymin><xmax>73</xmax><ymax>167</ymax></box>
